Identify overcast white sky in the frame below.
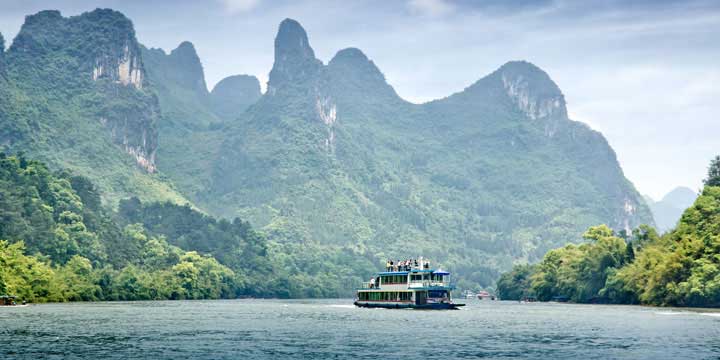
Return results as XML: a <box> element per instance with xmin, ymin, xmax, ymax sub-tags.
<box><xmin>1</xmin><ymin>0</ymin><xmax>718</xmax><ymax>199</ymax></box>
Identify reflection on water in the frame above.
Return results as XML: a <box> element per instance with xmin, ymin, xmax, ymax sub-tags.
<box><xmin>1</xmin><ymin>299</ymin><xmax>718</xmax><ymax>359</ymax></box>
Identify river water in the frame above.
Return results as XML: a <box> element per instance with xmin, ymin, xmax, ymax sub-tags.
<box><xmin>1</xmin><ymin>299</ymin><xmax>719</xmax><ymax>359</ymax></box>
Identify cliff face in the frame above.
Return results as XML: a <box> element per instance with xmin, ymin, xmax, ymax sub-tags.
<box><xmin>6</xmin><ymin>9</ymin><xmax>158</xmax><ymax>173</ymax></box>
<box><xmin>0</xmin><ymin>9</ymin><xmax>187</xmax><ymax>205</ymax></box>
<box><xmin>92</xmin><ymin>42</ymin><xmax>144</xmax><ymax>89</ymax></box>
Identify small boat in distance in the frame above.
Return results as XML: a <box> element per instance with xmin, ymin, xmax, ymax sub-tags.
<box><xmin>0</xmin><ymin>295</ymin><xmax>26</xmax><ymax>307</ymax></box>
<box><xmin>477</xmin><ymin>290</ymin><xmax>496</xmax><ymax>300</ymax></box>
<box><xmin>354</xmin><ymin>258</ymin><xmax>464</xmax><ymax>310</ymax></box>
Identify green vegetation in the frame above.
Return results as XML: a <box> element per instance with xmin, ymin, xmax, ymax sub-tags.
<box><xmin>0</xmin><ymin>9</ymin><xmax>188</xmax><ymax>207</ymax></box>
<box><xmin>206</xmin><ymin>19</ymin><xmax>653</xmax><ymax>290</ymax></box>
<box><xmin>1</xmin><ymin>10</ymin><xmax>656</xmax><ymax>294</ymax></box>
<box><xmin>0</xmin><ymin>154</ymin><xmax>235</xmax><ymax>301</ymax></box>
<box><xmin>210</xmin><ymin>74</ymin><xmax>262</xmax><ymax>121</ymax></box>
<box><xmin>0</xmin><ymin>154</ymin><xmax>376</xmax><ymax>301</ymax></box>
<box><xmin>497</xmin><ymin>157</ymin><xmax>720</xmax><ymax>307</ymax></box>
<box><xmin>705</xmin><ymin>156</ymin><xmax>720</xmax><ymax>187</ymax></box>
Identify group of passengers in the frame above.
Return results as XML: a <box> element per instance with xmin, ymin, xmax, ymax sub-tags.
<box><xmin>385</xmin><ymin>258</ymin><xmax>429</xmax><ymax>272</ymax></box>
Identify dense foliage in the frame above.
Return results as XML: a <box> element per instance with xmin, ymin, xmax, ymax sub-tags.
<box><xmin>203</xmin><ymin>19</ymin><xmax>653</xmax><ymax>290</ymax></box>
<box><xmin>2</xmin><ymin>10</ymin><xmax>655</xmax><ymax>294</ymax></box>
<box><xmin>0</xmin><ymin>154</ymin><xmax>377</xmax><ymax>301</ymax></box>
<box><xmin>706</xmin><ymin>156</ymin><xmax>720</xmax><ymax>187</ymax></box>
<box><xmin>0</xmin><ymin>9</ymin><xmax>188</xmax><ymax>206</ymax></box>
<box><xmin>498</xmin><ymin>158</ymin><xmax>720</xmax><ymax>307</ymax></box>
<box><xmin>0</xmin><ymin>154</ymin><xmax>239</xmax><ymax>301</ymax></box>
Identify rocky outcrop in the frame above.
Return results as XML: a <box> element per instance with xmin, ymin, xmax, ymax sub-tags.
<box><xmin>267</xmin><ymin>18</ymin><xmax>323</xmax><ymax>95</ymax></box>
<box><xmin>497</xmin><ymin>61</ymin><xmax>568</xmax><ymax>137</ymax></box>
<box><xmin>92</xmin><ymin>44</ymin><xmax>143</xmax><ymax>89</ymax></box>
<box><xmin>499</xmin><ymin>63</ymin><xmax>566</xmax><ymax>121</ymax></box>
<box><xmin>315</xmin><ymin>95</ymin><xmax>337</xmax><ymax>153</ymax></box>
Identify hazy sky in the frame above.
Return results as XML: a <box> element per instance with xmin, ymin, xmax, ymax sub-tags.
<box><xmin>1</xmin><ymin>0</ymin><xmax>718</xmax><ymax>199</ymax></box>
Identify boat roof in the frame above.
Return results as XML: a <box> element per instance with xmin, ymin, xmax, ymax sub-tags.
<box><xmin>378</xmin><ymin>269</ymin><xmax>450</xmax><ymax>275</ymax></box>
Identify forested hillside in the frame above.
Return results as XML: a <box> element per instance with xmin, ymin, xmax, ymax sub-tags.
<box><xmin>497</xmin><ymin>157</ymin><xmax>720</xmax><ymax>307</ymax></box>
<box><xmin>1</xmin><ymin>10</ymin><xmax>654</xmax><ymax>291</ymax></box>
<box><xmin>0</xmin><ymin>154</ymin><xmax>234</xmax><ymax>301</ymax></box>
<box><xmin>140</xmin><ymin>42</ymin><xmax>261</xmax><ymax>204</ymax></box>
<box><xmin>0</xmin><ymin>154</ymin><xmax>375</xmax><ymax>300</ymax></box>
<box><xmin>0</xmin><ymin>10</ymin><xmax>187</xmax><ymax>206</ymax></box>
<box><xmin>204</xmin><ymin>19</ymin><xmax>653</xmax><ymax>287</ymax></box>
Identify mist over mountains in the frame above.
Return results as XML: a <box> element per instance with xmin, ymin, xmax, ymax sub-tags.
<box><xmin>0</xmin><ymin>9</ymin><xmax>654</xmax><ymax>288</ymax></box>
<box><xmin>645</xmin><ymin>187</ymin><xmax>698</xmax><ymax>233</ymax></box>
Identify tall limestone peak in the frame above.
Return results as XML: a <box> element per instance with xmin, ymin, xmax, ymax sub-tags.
<box><xmin>267</xmin><ymin>18</ymin><xmax>322</xmax><ymax>93</ymax></box>
<box><xmin>143</xmin><ymin>41</ymin><xmax>209</xmax><ymax>97</ymax></box>
<box><xmin>5</xmin><ymin>9</ymin><xmax>158</xmax><ymax>173</ymax></box>
<box><xmin>327</xmin><ymin>47</ymin><xmax>400</xmax><ymax>102</ymax></box>
<box><xmin>210</xmin><ymin>75</ymin><xmax>261</xmax><ymax>120</ymax></box>
<box><xmin>10</xmin><ymin>8</ymin><xmax>144</xmax><ymax>89</ymax></box>
<box><xmin>495</xmin><ymin>60</ymin><xmax>568</xmax><ymax>121</ymax></box>
<box><xmin>168</xmin><ymin>41</ymin><xmax>208</xmax><ymax>95</ymax></box>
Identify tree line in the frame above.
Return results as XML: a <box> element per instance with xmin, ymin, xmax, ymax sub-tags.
<box><xmin>0</xmin><ymin>153</ymin><xmax>376</xmax><ymax>302</ymax></box>
<box><xmin>496</xmin><ymin>156</ymin><xmax>720</xmax><ymax>307</ymax></box>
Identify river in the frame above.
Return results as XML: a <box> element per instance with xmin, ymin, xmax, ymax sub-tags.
<box><xmin>1</xmin><ymin>299</ymin><xmax>719</xmax><ymax>359</ymax></box>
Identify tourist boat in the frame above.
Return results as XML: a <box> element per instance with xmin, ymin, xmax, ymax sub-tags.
<box><xmin>477</xmin><ymin>290</ymin><xmax>496</xmax><ymax>300</ymax></box>
<box><xmin>354</xmin><ymin>259</ymin><xmax>464</xmax><ymax>310</ymax></box>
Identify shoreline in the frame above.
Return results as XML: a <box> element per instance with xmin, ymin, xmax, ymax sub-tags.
<box><xmin>7</xmin><ymin>298</ymin><xmax>720</xmax><ymax>312</ymax></box>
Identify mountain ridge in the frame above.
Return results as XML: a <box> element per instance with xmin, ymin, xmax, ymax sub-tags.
<box><xmin>0</xmin><ymin>11</ymin><xmax>654</xmax><ymax>290</ymax></box>
<box><xmin>646</xmin><ymin>186</ymin><xmax>698</xmax><ymax>232</ymax></box>
<box><xmin>203</xmin><ymin>18</ymin><xmax>653</xmax><ymax>287</ymax></box>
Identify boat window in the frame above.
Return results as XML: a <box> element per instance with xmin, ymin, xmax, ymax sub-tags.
<box><xmin>381</xmin><ymin>275</ymin><xmax>408</xmax><ymax>284</ymax></box>
<box><xmin>360</xmin><ymin>291</ymin><xmax>412</xmax><ymax>301</ymax></box>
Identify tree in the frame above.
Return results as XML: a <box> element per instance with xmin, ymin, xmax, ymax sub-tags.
<box><xmin>496</xmin><ymin>264</ymin><xmax>536</xmax><ymax>300</ymax></box>
<box><xmin>705</xmin><ymin>155</ymin><xmax>720</xmax><ymax>187</ymax></box>
<box><xmin>624</xmin><ymin>241</ymin><xmax>635</xmax><ymax>263</ymax></box>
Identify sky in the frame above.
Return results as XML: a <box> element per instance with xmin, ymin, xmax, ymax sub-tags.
<box><xmin>1</xmin><ymin>0</ymin><xmax>718</xmax><ymax>199</ymax></box>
